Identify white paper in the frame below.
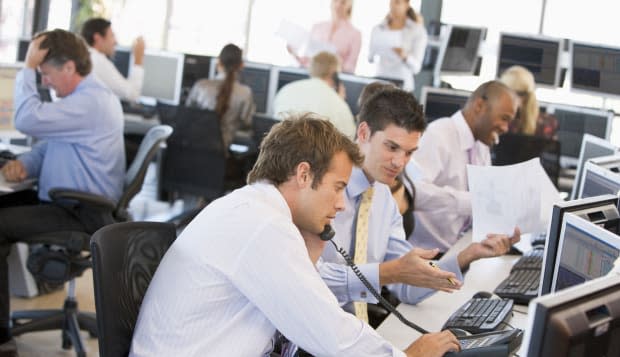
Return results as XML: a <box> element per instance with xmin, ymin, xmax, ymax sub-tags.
<box><xmin>468</xmin><ymin>158</ymin><xmax>562</xmax><ymax>242</ymax></box>
<box><xmin>275</xmin><ymin>20</ymin><xmax>338</xmax><ymax>58</ymax></box>
<box><xmin>372</xmin><ymin>30</ymin><xmax>403</xmax><ymax>57</ymax></box>
<box><xmin>0</xmin><ymin>175</ymin><xmax>36</xmax><ymax>193</ymax></box>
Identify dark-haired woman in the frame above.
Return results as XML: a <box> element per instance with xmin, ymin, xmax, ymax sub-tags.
<box><xmin>186</xmin><ymin>44</ymin><xmax>255</xmax><ymax>149</ymax></box>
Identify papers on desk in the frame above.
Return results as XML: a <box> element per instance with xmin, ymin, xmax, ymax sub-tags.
<box><xmin>468</xmin><ymin>158</ymin><xmax>562</xmax><ymax>242</ymax></box>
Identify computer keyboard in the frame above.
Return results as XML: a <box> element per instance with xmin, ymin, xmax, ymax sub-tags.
<box><xmin>121</xmin><ymin>101</ymin><xmax>157</xmax><ymax>118</ymax></box>
<box><xmin>494</xmin><ymin>248</ymin><xmax>543</xmax><ymax>304</ymax></box>
<box><xmin>442</xmin><ymin>298</ymin><xmax>513</xmax><ymax>334</ymax></box>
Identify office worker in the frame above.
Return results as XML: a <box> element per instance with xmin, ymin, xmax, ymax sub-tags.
<box><xmin>273</xmin><ymin>51</ymin><xmax>356</xmax><ymax>138</ymax></box>
<box><xmin>186</xmin><ymin>43</ymin><xmax>255</xmax><ymax>149</ymax></box>
<box><xmin>410</xmin><ymin>80</ymin><xmax>520</xmax><ymax>253</ymax></box>
<box><xmin>129</xmin><ymin>115</ymin><xmax>459</xmax><ymax>357</ymax></box>
<box><xmin>368</xmin><ymin>0</ymin><xmax>428</xmax><ymax>92</ymax></box>
<box><xmin>0</xmin><ymin>30</ymin><xmax>125</xmax><ymax>357</ymax></box>
<box><xmin>288</xmin><ymin>0</ymin><xmax>362</xmax><ymax>73</ymax></box>
<box><xmin>81</xmin><ymin>17</ymin><xmax>145</xmax><ymax>102</ymax></box>
<box><xmin>499</xmin><ymin>65</ymin><xmax>558</xmax><ymax>139</ymax></box>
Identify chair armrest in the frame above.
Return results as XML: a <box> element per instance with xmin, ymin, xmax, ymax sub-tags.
<box><xmin>48</xmin><ymin>188</ymin><xmax>116</xmax><ymax>211</ymax></box>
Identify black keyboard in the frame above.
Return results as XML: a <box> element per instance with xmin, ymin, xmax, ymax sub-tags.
<box><xmin>443</xmin><ymin>298</ymin><xmax>513</xmax><ymax>334</ymax></box>
<box><xmin>494</xmin><ymin>249</ymin><xmax>543</xmax><ymax>304</ymax></box>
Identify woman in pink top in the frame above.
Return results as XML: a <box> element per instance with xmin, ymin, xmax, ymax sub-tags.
<box><xmin>288</xmin><ymin>0</ymin><xmax>362</xmax><ymax>73</ymax></box>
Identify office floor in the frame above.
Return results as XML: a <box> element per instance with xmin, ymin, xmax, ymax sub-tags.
<box><xmin>9</xmin><ymin>163</ymin><xmax>185</xmax><ymax>356</ymax></box>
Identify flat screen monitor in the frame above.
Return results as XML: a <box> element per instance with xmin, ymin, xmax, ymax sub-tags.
<box><xmin>372</xmin><ymin>76</ymin><xmax>404</xmax><ymax>88</ymax></box>
<box><xmin>547</xmin><ymin>104</ymin><xmax>613</xmax><ymax>166</ymax></box>
<box><xmin>180</xmin><ymin>53</ymin><xmax>212</xmax><ymax>104</ymax></box>
<box><xmin>571</xmin><ymin>42</ymin><xmax>620</xmax><ymax>97</ymax></box>
<box><xmin>419</xmin><ymin>86</ymin><xmax>469</xmax><ymax>123</ymax></box>
<box><xmin>0</xmin><ymin>63</ymin><xmax>22</xmax><ymax>131</ymax></box>
<box><xmin>551</xmin><ymin>213</ymin><xmax>620</xmax><ymax>292</ymax></box>
<box><xmin>140</xmin><ymin>50</ymin><xmax>185</xmax><ymax>106</ymax></box>
<box><xmin>111</xmin><ymin>47</ymin><xmax>131</xmax><ymax>78</ymax></box>
<box><xmin>16</xmin><ymin>39</ymin><xmax>29</xmax><ymax>62</ymax></box>
<box><xmin>339</xmin><ymin>73</ymin><xmax>379</xmax><ymax>116</ymax></box>
<box><xmin>497</xmin><ymin>33</ymin><xmax>562</xmax><ymax>86</ymax></box>
<box><xmin>274</xmin><ymin>67</ymin><xmax>309</xmax><ymax>92</ymax></box>
<box><xmin>239</xmin><ymin>62</ymin><xmax>273</xmax><ymax>115</ymax></box>
<box><xmin>440</xmin><ymin>25</ymin><xmax>486</xmax><ymax>75</ymax></box>
<box><xmin>570</xmin><ymin>134</ymin><xmax>617</xmax><ymax>200</ymax></box>
<box><xmin>578</xmin><ymin>156</ymin><xmax>620</xmax><ymax>199</ymax></box>
<box><xmin>539</xmin><ymin>194</ymin><xmax>619</xmax><ymax>296</ymax></box>
<box><xmin>525</xmin><ymin>274</ymin><xmax>620</xmax><ymax>357</ymax></box>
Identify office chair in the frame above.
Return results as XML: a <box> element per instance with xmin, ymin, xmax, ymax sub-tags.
<box><xmin>90</xmin><ymin>221</ymin><xmax>176</xmax><ymax>357</ymax></box>
<box><xmin>10</xmin><ymin>125</ymin><xmax>173</xmax><ymax>357</ymax></box>
<box><xmin>252</xmin><ymin>113</ymin><xmax>279</xmax><ymax>149</ymax></box>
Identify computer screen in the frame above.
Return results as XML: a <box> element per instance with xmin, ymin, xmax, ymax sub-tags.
<box><xmin>239</xmin><ymin>62</ymin><xmax>273</xmax><ymax>115</ymax></box>
<box><xmin>525</xmin><ymin>274</ymin><xmax>620</xmax><ymax>357</ymax></box>
<box><xmin>551</xmin><ymin>213</ymin><xmax>620</xmax><ymax>292</ymax></box>
<box><xmin>578</xmin><ymin>158</ymin><xmax>620</xmax><ymax>199</ymax></box>
<box><xmin>497</xmin><ymin>33</ymin><xmax>562</xmax><ymax>86</ymax></box>
<box><xmin>570</xmin><ymin>134</ymin><xmax>617</xmax><ymax>200</ymax></box>
<box><xmin>16</xmin><ymin>39</ymin><xmax>29</xmax><ymax>62</ymax></box>
<box><xmin>548</xmin><ymin>104</ymin><xmax>613</xmax><ymax>166</ymax></box>
<box><xmin>140</xmin><ymin>51</ymin><xmax>185</xmax><ymax>105</ymax></box>
<box><xmin>372</xmin><ymin>76</ymin><xmax>404</xmax><ymax>88</ymax></box>
<box><xmin>339</xmin><ymin>73</ymin><xmax>379</xmax><ymax>116</ymax></box>
<box><xmin>111</xmin><ymin>47</ymin><xmax>131</xmax><ymax>78</ymax></box>
<box><xmin>0</xmin><ymin>64</ymin><xmax>22</xmax><ymax>131</ymax></box>
<box><xmin>571</xmin><ymin>42</ymin><xmax>620</xmax><ymax>97</ymax></box>
<box><xmin>440</xmin><ymin>25</ymin><xmax>486</xmax><ymax>75</ymax></box>
<box><xmin>539</xmin><ymin>194</ymin><xmax>619</xmax><ymax>296</ymax></box>
<box><xmin>180</xmin><ymin>53</ymin><xmax>213</xmax><ymax>104</ymax></box>
<box><xmin>274</xmin><ymin>67</ymin><xmax>309</xmax><ymax>92</ymax></box>
<box><xmin>419</xmin><ymin>86</ymin><xmax>469</xmax><ymax>123</ymax></box>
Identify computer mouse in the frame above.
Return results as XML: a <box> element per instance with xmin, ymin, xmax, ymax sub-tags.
<box><xmin>473</xmin><ymin>291</ymin><xmax>493</xmax><ymax>299</ymax></box>
<box><xmin>448</xmin><ymin>328</ymin><xmax>470</xmax><ymax>337</ymax></box>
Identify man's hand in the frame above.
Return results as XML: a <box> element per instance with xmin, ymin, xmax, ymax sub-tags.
<box><xmin>380</xmin><ymin>248</ymin><xmax>462</xmax><ymax>292</ymax></box>
<box><xmin>25</xmin><ymin>36</ymin><xmax>49</xmax><ymax>69</ymax></box>
<box><xmin>458</xmin><ymin>227</ymin><xmax>521</xmax><ymax>268</ymax></box>
<box><xmin>133</xmin><ymin>36</ymin><xmax>145</xmax><ymax>65</ymax></box>
<box><xmin>2</xmin><ymin>160</ymin><xmax>27</xmax><ymax>182</ymax></box>
<box><xmin>404</xmin><ymin>330</ymin><xmax>460</xmax><ymax>357</ymax></box>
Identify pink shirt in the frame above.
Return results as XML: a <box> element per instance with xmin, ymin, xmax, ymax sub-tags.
<box><xmin>310</xmin><ymin>20</ymin><xmax>362</xmax><ymax>73</ymax></box>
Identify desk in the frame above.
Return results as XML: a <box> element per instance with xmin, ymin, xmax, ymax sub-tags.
<box><xmin>376</xmin><ymin>232</ymin><xmax>531</xmax><ymax>355</ymax></box>
<box><xmin>124</xmin><ymin>113</ymin><xmax>161</xmax><ymax>135</ymax></box>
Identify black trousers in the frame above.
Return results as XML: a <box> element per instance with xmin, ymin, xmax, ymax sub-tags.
<box><xmin>0</xmin><ymin>190</ymin><xmax>105</xmax><ymax>332</ymax></box>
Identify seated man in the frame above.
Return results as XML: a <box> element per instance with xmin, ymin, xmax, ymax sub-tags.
<box><xmin>81</xmin><ymin>17</ymin><xmax>145</xmax><ymax>102</ymax></box>
<box><xmin>0</xmin><ymin>29</ymin><xmax>125</xmax><ymax>356</ymax></box>
<box><xmin>411</xmin><ymin>80</ymin><xmax>520</xmax><ymax>252</ymax></box>
<box><xmin>273</xmin><ymin>51</ymin><xmax>356</xmax><ymax>138</ymax></box>
<box><xmin>130</xmin><ymin>115</ymin><xmax>459</xmax><ymax>356</ymax></box>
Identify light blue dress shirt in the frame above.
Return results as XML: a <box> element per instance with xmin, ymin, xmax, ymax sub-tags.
<box><xmin>319</xmin><ymin>167</ymin><xmax>464</xmax><ymax>309</ymax></box>
<box><xmin>13</xmin><ymin>68</ymin><xmax>125</xmax><ymax>202</ymax></box>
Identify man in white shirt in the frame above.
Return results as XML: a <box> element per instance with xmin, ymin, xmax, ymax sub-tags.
<box><xmin>411</xmin><ymin>80</ymin><xmax>520</xmax><ymax>252</ymax></box>
<box><xmin>81</xmin><ymin>18</ymin><xmax>145</xmax><ymax>102</ymax></box>
<box><xmin>273</xmin><ymin>51</ymin><xmax>357</xmax><ymax>138</ymax></box>
<box><xmin>130</xmin><ymin>114</ymin><xmax>459</xmax><ymax>357</ymax></box>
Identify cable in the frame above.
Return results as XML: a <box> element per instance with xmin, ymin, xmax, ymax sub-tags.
<box><xmin>499</xmin><ymin>320</ymin><xmax>516</xmax><ymax>330</ymax></box>
<box><xmin>330</xmin><ymin>240</ymin><xmax>430</xmax><ymax>334</ymax></box>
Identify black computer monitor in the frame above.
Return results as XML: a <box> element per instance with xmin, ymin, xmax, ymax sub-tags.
<box><xmin>180</xmin><ymin>53</ymin><xmax>213</xmax><ymax>104</ymax></box>
<box><xmin>548</xmin><ymin>104</ymin><xmax>613</xmax><ymax>167</ymax></box>
<box><xmin>440</xmin><ymin>25</ymin><xmax>486</xmax><ymax>75</ymax></box>
<box><xmin>274</xmin><ymin>67</ymin><xmax>309</xmax><ymax>92</ymax></box>
<box><xmin>551</xmin><ymin>213</ymin><xmax>620</xmax><ymax>292</ymax></box>
<box><xmin>492</xmin><ymin>133</ymin><xmax>561</xmax><ymax>186</ymax></box>
<box><xmin>140</xmin><ymin>50</ymin><xmax>185</xmax><ymax>105</ymax></box>
<box><xmin>111</xmin><ymin>47</ymin><xmax>132</xmax><ymax>78</ymax></box>
<box><xmin>578</xmin><ymin>156</ymin><xmax>620</xmax><ymax>199</ymax></box>
<box><xmin>16</xmin><ymin>39</ymin><xmax>29</xmax><ymax>62</ymax></box>
<box><xmin>339</xmin><ymin>73</ymin><xmax>379</xmax><ymax>116</ymax></box>
<box><xmin>497</xmin><ymin>33</ymin><xmax>562</xmax><ymax>86</ymax></box>
<box><xmin>571</xmin><ymin>42</ymin><xmax>620</xmax><ymax>97</ymax></box>
<box><xmin>525</xmin><ymin>274</ymin><xmax>620</xmax><ymax>357</ymax></box>
<box><xmin>419</xmin><ymin>86</ymin><xmax>469</xmax><ymax>123</ymax></box>
<box><xmin>571</xmin><ymin>134</ymin><xmax>617</xmax><ymax>200</ymax></box>
<box><xmin>239</xmin><ymin>62</ymin><xmax>273</xmax><ymax>115</ymax></box>
<box><xmin>539</xmin><ymin>194</ymin><xmax>619</xmax><ymax>296</ymax></box>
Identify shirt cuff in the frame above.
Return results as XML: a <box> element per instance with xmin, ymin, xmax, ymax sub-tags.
<box><xmin>455</xmin><ymin>190</ymin><xmax>472</xmax><ymax>216</ymax></box>
<box><xmin>346</xmin><ymin>262</ymin><xmax>381</xmax><ymax>304</ymax></box>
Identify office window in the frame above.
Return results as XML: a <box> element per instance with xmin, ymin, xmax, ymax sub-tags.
<box><xmin>46</xmin><ymin>0</ymin><xmax>72</xmax><ymax>31</ymax></box>
<box><xmin>0</xmin><ymin>0</ymin><xmax>34</xmax><ymax>63</ymax></box>
<box><xmin>107</xmin><ymin>0</ymin><xmax>167</xmax><ymax>49</ymax></box>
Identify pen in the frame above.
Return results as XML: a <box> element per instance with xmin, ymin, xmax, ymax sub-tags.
<box><xmin>429</xmin><ymin>261</ymin><xmax>457</xmax><ymax>286</ymax></box>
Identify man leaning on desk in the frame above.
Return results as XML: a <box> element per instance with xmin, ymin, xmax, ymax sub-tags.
<box><xmin>0</xmin><ymin>29</ymin><xmax>124</xmax><ymax>357</ymax></box>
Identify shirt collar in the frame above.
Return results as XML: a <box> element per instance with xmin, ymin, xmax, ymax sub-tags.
<box><xmin>251</xmin><ymin>181</ymin><xmax>293</xmax><ymax>221</ymax></box>
<box><xmin>346</xmin><ymin>167</ymin><xmax>373</xmax><ymax>199</ymax></box>
<box><xmin>453</xmin><ymin>110</ymin><xmax>476</xmax><ymax>151</ymax></box>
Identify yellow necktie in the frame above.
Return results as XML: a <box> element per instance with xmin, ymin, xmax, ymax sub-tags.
<box><xmin>353</xmin><ymin>186</ymin><xmax>374</xmax><ymax>323</ymax></box>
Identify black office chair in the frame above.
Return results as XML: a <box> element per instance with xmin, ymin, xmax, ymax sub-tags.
<box><xmin>90</xmin><ymin>221</ymin><xmax>176</xmax><ymax>357</ymax></box>
<box><xmin>10</xmin><ymin>125</ymin><xmax>173</xmax><ymax>357</ymax></box>
<box><xmin>252</xmin><ymin>113</ymin><xmax>279</xmax><ymax>149</ymax></box>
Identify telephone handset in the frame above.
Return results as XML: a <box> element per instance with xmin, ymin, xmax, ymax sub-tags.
<box><xmin>320</xmin><ymin>224</ymin><xmax>523</xmax><ymax>356</ymax></box>
<box><xmin>331</xmin><ymin>72</ymin><xmax>341</xmax><ymax>92</ymax></box>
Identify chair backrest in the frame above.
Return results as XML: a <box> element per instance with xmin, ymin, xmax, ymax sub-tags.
<box><xmin>90</xmin><ymin>221</ymin><xmax>177</xmax><ymax>357</ymax></box>
<box><xmin>159</xmin><ymin>107</ymin><xmax>228</xmax><ymax>200</ymax></box>
<box><xmin>116</xmin><ymin>125</ymin><xmax>173</xmax><ymax>215</ymax></box>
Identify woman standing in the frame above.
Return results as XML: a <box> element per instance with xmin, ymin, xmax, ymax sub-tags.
<box><xmin>368</xmin><ymin>0</ymin><xmax>428</xmax><ymax>91</ymax></box>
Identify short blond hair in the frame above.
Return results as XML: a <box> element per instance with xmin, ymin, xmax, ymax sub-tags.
<box><xmin>310</xmin><ymin>52</ymin><xmax>339</xmax><ymax>78</ymax></box>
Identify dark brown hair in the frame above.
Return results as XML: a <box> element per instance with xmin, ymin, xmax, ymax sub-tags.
<box><xmin>80</xmin><ymin>18</ymin><xmax>111</xmax><ymax>46</ymax></box>
<box><xmin>358</xmin><ymin>88</ymin><xmax>426</xmax><ymax>134</ymax></box>
<box><xmin>36</xmin><ymin>29</ymin><xmax>91</xmax><ymax>76</ymax></box>
<box><xmin>247</xmin><ymin>113</ymin><xmax>363</xmax><ymax>188</ymax></box>
<box><xmin>215</xmin><ymin>44</ymin><xmax>243</xmax><ymax>118</ymax></box>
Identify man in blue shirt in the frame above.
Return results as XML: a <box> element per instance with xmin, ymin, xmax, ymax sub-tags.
<box><xmin>0</xmin><ymin>29</ymin><xmax>124</xmax><ymax>356</ymax></box>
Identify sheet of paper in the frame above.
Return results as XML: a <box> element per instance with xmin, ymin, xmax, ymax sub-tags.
<box><xmin>372</xmin><ymin>30</ymin><xmax>403</xmax><ymax>57</ymax></box>
<box><xmin>0</xmin><ymin>175</ymin><xmax>36</xmax><ymax>193</ymax></box>
<box><xmin>468</xmin><ymin>158</ymin><xmax>562</xmax><ymax>242</ymax></box>
<box><xmin>274</xmin><ymin>20</ymin><xmax>310</xmax><ymax>52</ymax></box>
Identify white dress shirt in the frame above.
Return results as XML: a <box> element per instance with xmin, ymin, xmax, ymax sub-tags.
<box><xmin>130</xmin><ymin>182</ymin><xmax>404</xmax><ymax>357</ymax></box>
<box><xmin>273</xmin><ymin>78</ymin><xmax>356</xmax><ymax>138</ymax></box>
<box><xmin>89</xmin><ymin>47</ymin><xmax>144</xmax><ymax>102</ymax></box>
<box><xmin>410</xmin><ymin>111</ymin><xmax>491</xmax><ymax>251</ymax></box>
<box><xmin>319</xmin><ymin>167</ymin><xmax>463</xmax><ymax>309</ymax></box>
<box><xmin>368</xmin><ymin>18</ymin><xmax>428</xmax><ymax>92</ymax></box>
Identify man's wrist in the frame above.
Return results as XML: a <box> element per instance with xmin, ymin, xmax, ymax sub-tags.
<box><xmin>379</xmin><ymin>259</ymin><xmax>400</xmax><ymax>286</ymax></box>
